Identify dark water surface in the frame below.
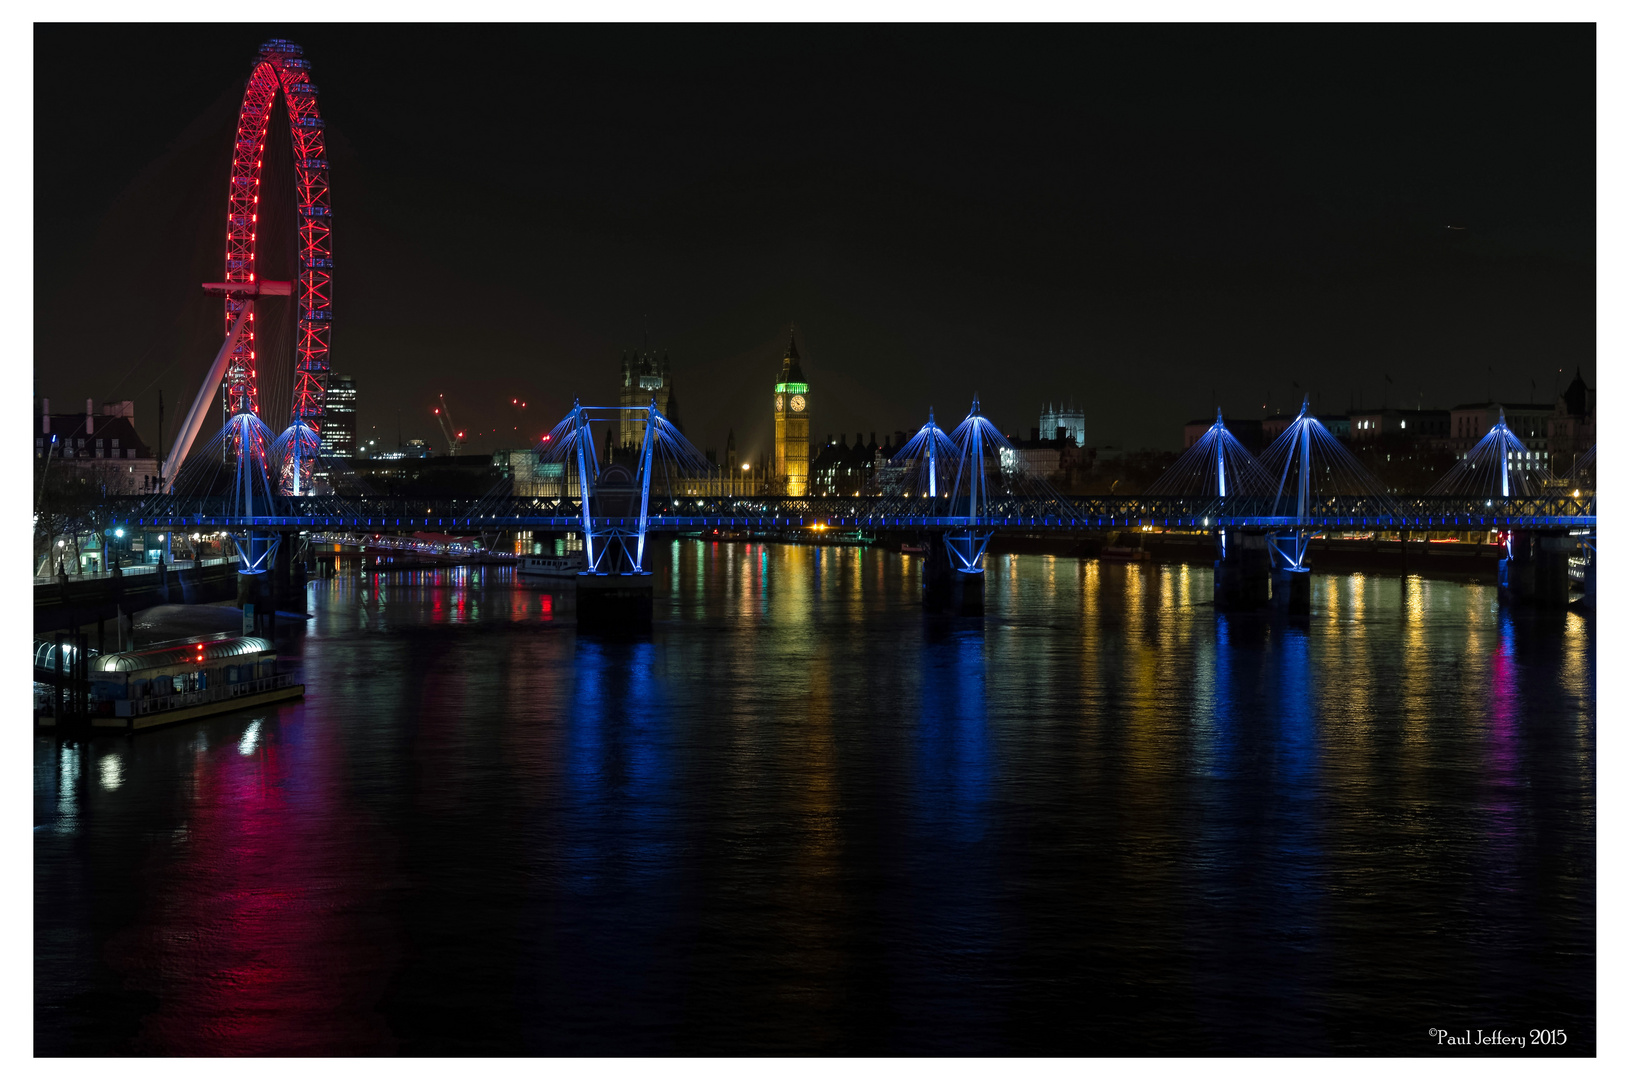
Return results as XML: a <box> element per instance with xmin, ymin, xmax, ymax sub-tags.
<box><xmin>35</xmin><ymin>543</ymin><xmax>1595</xmax><ymax>1055</ymax></box>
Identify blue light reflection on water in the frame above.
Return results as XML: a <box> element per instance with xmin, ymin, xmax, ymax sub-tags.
<box><xmin>893</xmin><ymin>623</ymin><xmax>998</xmax><ymax>1048</ymax></box>
<box><xmin>1187</xmin><ymin>614</ymin><xmax>1328</xmax><ymax>1050</ymax></box>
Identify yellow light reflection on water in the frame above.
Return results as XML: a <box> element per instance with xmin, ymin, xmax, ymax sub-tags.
<box><xmin>1123</xmin><ymin>562</ymin><xmax>1144</xmax><ymax>624</ymax></box>
<box><xmin>1396</xmin><ymin>576</ymin><xmax>1434</xmax><ymax>796</ymax></box>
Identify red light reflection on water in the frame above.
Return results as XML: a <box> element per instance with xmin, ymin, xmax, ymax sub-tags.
<box><xmin>114</xmin><ymin>717</ymin><xmax>399</xmax><ymax>1054</ymax></box>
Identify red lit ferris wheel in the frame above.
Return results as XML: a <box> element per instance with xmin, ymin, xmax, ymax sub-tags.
<box><xmin>220</xmin><ymin>38</ymin><xmax>333</xmax><ymax>494</ymax></box>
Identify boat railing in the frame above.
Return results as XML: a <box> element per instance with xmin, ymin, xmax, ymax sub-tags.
<box><xmin>114</xmin><ymin>672</ymin><xmax>299</xmax><ymax>718</ymax></box>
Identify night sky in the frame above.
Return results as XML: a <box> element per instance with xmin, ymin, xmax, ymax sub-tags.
<box><xmin>33</xmin><ymin>23</ymin><xmax>1595</xmax><ymax>462</ymax></box>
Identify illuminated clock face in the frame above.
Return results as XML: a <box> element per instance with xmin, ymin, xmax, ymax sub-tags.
<box><xmin>775</xmin><ymin>394</ymin><xmax>785</xmax><ymax>412</ymax></box>
<box><xmin>789</xmin><ymin>394</ymin><xmax>806</xmax><ymax>413</ymax></box>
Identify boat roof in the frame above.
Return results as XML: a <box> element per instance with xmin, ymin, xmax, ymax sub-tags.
<box><xmin>92</xmin><ymin>636</ymin><xmax>274</xmax><ymax>673</ymax></box>
<box><xmin>34</xmin><ymin>639</ymin><xmax>92</xmax><ymax>671</ymax></box>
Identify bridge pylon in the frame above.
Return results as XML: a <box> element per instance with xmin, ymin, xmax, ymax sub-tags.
<box><xmin>927</xmin><ymin>398</ymin><xmax>1005</xmax><ymax>614</ymax></box>
<box><xmin>1266</xmin><ymin>397</ymin><xmax>1316</xmax><ymax>616</ymax></box>
<box><xmin>542</xmin><ymin>398</ymin><xmax>712</xmax><ymax>630</ymax></box>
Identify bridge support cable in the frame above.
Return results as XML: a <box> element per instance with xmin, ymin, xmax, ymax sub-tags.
<box><xmin>271</xmin><ymin>421</ymin><xmax>322</xmax><ymax>499</ymax></box>
<box><xmin>1145</xmin><ymin>408</ymin><xmax>1278</xmax><ymax>564</ymax></box>
<box><xmin>1428</xmin><ymin>408</ymin><xmax>1548</xmax><ymax>501</ymax></box>
<box><xmin>884</xmin><ymin>408</ymin><xmax>959</xmax><ymax>517</ymax></box>
<box><xmin>567</xmin><ymin>401</ymin><xmax>598</xmax><ymax>570</ymax></box>
<box><xmin>1257</xmin><ymin>395</ymin><xmax>1397</xmax><ymax>579</ymax></box>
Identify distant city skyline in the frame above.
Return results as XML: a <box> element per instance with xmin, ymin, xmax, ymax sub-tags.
<box><xmin>34</xmin><ymin>24</ymin><xmax>1594</xmax><ymax>464</ymax></box>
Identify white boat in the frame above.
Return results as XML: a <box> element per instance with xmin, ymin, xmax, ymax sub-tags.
<box><xmin>518</xmin><ymin>552</ymin><xmax>587</xmax><ymax>579</ymax></box>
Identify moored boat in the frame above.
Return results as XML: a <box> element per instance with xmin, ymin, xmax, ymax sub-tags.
<box><xmin>76</xmin><ymin>636</ymin><xmax>303</xmax><ymax>732</ymax></box>
<box><xmin>518</xmin><ymin>551</ymin><xmax>588</xmax><ymax>578</ymax></box>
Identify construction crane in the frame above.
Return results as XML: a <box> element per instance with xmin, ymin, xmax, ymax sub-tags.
<box><xmin>433</xmin><ymin>394</ymin><xmax>467</xmax><ymax>457</ymax></box>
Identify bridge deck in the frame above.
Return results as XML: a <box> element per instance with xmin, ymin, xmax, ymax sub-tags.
<box><xmin>110</xmin><ymin>494</ymin><xmax>1596</xmax><ymax>532</ymax></box>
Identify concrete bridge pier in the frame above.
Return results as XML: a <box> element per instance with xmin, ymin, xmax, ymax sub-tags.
<box><xmin>923</xmin><ymin>534</ymin><xmax>986</xmax><ymax>616</ymax></box>
<box><xmin>1268</xmin><ymin>532</ymin><xmax>1313</xmax><ymax>617</ymax></box>
<box><xmin>275</xmin><ymin>535</ymin><xmax>307</xmax><ymax>615</ymax></box>
<box><xmin>235</xmin><ymin>533</ymin><xmax>283</xmax><ymax>636</ymax></box>
<box><xmin>1498</xmin><ymin>531</ymin><xmax>1575</xmax><ymax>608</ymax></box>
<box><xmin>576</xmin><ymin>572</ymin><xmax>654</xmax><ymax>632</ymax></box>
<box><xmin>1214</xmin><ymin>530</ymin><xmax>1272</xmax><ymax>611</ymax></box>
<box><xmin>1272</xmin><ymin>565</ymin><xmax>1312</xmax><ymax>617</ymax></box>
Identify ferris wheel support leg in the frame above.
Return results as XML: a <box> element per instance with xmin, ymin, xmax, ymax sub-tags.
<box><xmin>163</xmin><ymin>302</ymin><xmax>252</xmax><ymax>492</ymax></box>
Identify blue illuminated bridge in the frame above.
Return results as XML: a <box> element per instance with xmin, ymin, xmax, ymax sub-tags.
<box><xmin>109</xmin><ymin>493</ymin><xmax>1596</xmax><ymax>533</ymax></box>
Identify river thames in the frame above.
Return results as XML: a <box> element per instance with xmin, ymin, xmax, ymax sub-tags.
<box><xmin>34</xmin><ymin>542</ymin><xmax>1596</xmax><ymax>1055</ymax></box>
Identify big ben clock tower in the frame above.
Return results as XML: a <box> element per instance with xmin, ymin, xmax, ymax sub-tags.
<box><xmin>773</xmin><ymin>331</ymin><xmax>810</xmax><ymax>496</ymax></box>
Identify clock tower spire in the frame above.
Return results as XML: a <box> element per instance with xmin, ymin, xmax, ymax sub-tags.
<box><xmin>773</xmin><ymin>328</ymin><xmax>810</xmax><ymax>496</ymax></box>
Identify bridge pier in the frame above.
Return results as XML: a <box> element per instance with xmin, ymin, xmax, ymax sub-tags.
<box><xmin>233</xmin><ymin>532</ymin><xmax>286</xmax><ymax>636</ymax></box>
<box><xmin>275</xmin><ymin>535</ymin><xmax>307</xmax><ymax>615</ymax></box>
<box><xmin>575</xmin><ymin>572</ymin><xmax>654</xmax><ymax>632</ymax></box>
<box><xmin>1272</xmin><ymin>565</ymin><xmax>1312</xmax><ymax>617</ymax></box>
<box><xmin>1498</xmin><ymin>531</ymin><xmax>1575</xmax><ymax>608</ymax></box>
<box><xmin>1214</xmin><ymin>530</ymin><xmax>1272</xmax><ymax>611</ymax></box>
<box><xmin>1582</xmin><ymin>545</ymin><xmax>1596</xmax><ymax>608</ymax></box>
<box><xmin>922</xmin><ymin>534</ymin><xmax>986</xmax><ymax>615</ymax></box>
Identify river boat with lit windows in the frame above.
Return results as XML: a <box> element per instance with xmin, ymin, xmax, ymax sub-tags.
<box><xmin>84</xmin><ymin>635</ymin><xmax>303</xmax><ymax>731</ymax></box>
<box><xmin>517</xmin><ymin>551</ymin><xmax>587</xmax><ymax>579</ymax></box>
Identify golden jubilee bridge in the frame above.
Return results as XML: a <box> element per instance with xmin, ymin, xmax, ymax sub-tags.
<box><xmin>108</xmin><ymin>492</ymin><xmax>1595</xmax><ymax>534</ymax></box>
<box><xmin>118</xmin><ymin>397</ymin><xmax>1596</xmax><ymax>536</ymax></box>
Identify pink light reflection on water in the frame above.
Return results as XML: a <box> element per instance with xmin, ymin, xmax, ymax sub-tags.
<box><xmin>113</xmin><ymin>713</ymin><xmax>400</xmax><ymax>1055</ymax></box>
<box><xmin>1481</xmin><ymin>615</ymin><xmax>1523</xmax><ymax>876</ymax></box>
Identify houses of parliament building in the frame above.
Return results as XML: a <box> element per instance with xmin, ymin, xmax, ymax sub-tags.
<box><xmin>617</xmin><ymin>348</ymin><xmax>681</xmax><ymax>451</ymax></box>
<box><xmin>590</xmin><ymin>333</ymin><xmax>809</xmax><ymax>497</ymax></box>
